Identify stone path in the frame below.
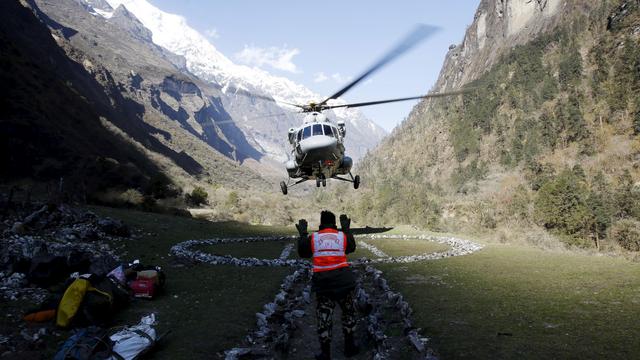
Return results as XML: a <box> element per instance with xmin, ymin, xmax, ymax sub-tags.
<box><xmin>170</xmin><ymin>234</ymin><xmax>483</xmax><ymax>359</ymax></box>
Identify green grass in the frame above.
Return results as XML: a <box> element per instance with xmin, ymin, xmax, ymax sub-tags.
<box><xmin>368</xmin><ymin>238</ymin><xmax>450</xmax><ymax>257</ymax></box>
<box><xmin>79</xmin><ymin>207</ymin><xmax>640</xmax><ymax>358</ymax></box>
<box><xmin>197</xmin><ymin>240</ymin><xmax>293</xmax><ymax>259</ymax></box>
<box><xmin>88</xmin><ymin>206</ymin><xmax>296</xmax><ymax>359</ymax></box>
<box><xmin>378</xmin><ymin>245</ymin><xmax>640</xmax><ymax>359</ymax></box>
<box><xmin>349</xmin><ymin>242</ymin><xmax>379</xmax><ymax>259</ymax></box>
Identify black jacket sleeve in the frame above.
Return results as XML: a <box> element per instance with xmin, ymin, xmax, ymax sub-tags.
<box><xmin>344</xmin><ymin>230</ymin><xmax>356</xmax><ymax>254</ymax></box>
<box><xmin>297</xmin><ymin>233</ymin><xmax>312</xmax><ymax>258</ymax></box>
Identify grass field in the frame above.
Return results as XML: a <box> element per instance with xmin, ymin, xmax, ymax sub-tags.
<box><xmin>368</xmin><ymin>238</ymin><xmax>450</xmax><ymax>257</ymax></box>
<box><xmin>84</xmin><ymin>208</ymin><xmax>640</xmax><ymax>358</ymax></box>
<box><xmin>378</xmin><ymin>244</ymin><xmax>640</xmax><ymax>359</ymax></box>
<box><xmin>197</xmin><ymin>240</ymin><xmax>293</xmax><ymax>259</ymax></box>
<box><xmin>89</xmin><ymin>206</ymin><xmax>296</xmax><ymax>359</ymax></box>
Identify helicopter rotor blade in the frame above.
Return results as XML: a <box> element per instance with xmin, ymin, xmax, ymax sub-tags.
<box><xmin>318</xmin><ymin>24</ymin><xmax>439</xmax><ymax>106</ymax></box>
<box><xmin>246</xmin><ymin>111</ymin><xmax>302</xmax><ymax>120</ymax></box>
<box><xmin>217</xmin><ymin>84</ymin><xmax>308</xmax><ymax>109</ymax></box>
<box><xmin>322</xmin><ymin>89</ymin><xmax>470</xmax><ymax>110</ymax></box>
<box><xmin>200</xmin><ymin>112</ymin><xmax>299</xmax><ymax>128</ymax></box>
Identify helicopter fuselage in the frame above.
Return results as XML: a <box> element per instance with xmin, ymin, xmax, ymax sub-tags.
<box><xmin>285</xmin><ymin>112</ymin><xmax>352</xmax><ymax>181</ymax></box>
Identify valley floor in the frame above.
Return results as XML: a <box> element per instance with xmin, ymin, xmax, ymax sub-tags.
<box><xmin>89</xmin><ymin>208</ymin><xmax>640</xmax><ymax>358</ymax></box>
<box><xmin>5</xmin><ymin>207</ymin><xmax>639</xmax><ymax>359</ymax></box>
<box><xmin>379</xmin><ymin>244</ymin><xmax>640</xmax><ymax>359</ymax></box>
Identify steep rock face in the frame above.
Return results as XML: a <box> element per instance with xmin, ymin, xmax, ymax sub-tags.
<box><xmin>108</xmin><ymin>4</ymin><xmax>152</xmax><ymax>42</ymax></box>
<box><xmin>435</xmin><ymin>0</ymin><xmax>563</xmax><ymax>92</ymax></box>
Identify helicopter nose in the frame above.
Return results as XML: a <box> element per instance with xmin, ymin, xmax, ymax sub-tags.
<box><xmin>299</xmin><ymin>136</ymin><xmax>338</xmax><ymax>159</ymax></box>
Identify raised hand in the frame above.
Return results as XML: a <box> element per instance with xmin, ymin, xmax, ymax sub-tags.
<box><xmin>295</xmin><ymin>219</ymin><xmax>308</xmax><ymax>235</ymax></box>
<box><xmin>339</xmin><ymin>214</ymin><xmax>351</xmax><ymax>231</ymax></box>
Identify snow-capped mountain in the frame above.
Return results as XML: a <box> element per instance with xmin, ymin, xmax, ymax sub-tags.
<box><xmin>96</xmin><ymin>0</ymin><xmax>386</xmax><ymax>162</ymax></box>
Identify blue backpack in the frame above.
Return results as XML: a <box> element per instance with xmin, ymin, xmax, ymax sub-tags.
<box><xmin>53</xmin><ymin>326</ymin><xmax>123</xmax><ymax>360</ymax></box>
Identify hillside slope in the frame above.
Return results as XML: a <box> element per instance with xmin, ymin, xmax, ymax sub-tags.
<box><xmin>1</xmin><ymin>0</ymin><xmax>274</xmax><ymax>204</ymax></box>
<box><xmin>0</xmin><ymin>0</ymin><xmax>169</xmax><ymax>195</ymax></box>
<box><xmin>351</xmin><ymin>0</ymin><xmax>640</xmax><ymax>249</ymax></box>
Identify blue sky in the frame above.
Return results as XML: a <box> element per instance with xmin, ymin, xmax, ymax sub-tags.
<box><xmin>149</xmin><ymin>0</ymin><xmax>480</xmax><ymax>131</ymax></box>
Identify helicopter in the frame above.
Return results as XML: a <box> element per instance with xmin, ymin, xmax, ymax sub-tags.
<box><xmin>275</xmin><ymin>25</ymin><xmax>468</xmax><ymax>195</ymax></box>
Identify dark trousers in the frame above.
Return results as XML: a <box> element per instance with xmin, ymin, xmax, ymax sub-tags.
<box><xmin>315</xmin><ymin>289</ymin><xmax>357</xmax><ymax>347</ymax></box>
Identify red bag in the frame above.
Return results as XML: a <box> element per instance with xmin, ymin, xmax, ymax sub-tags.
<box><xmin>130</xmin><ymin>278</ymin><xmax>156</xmax><ymax>299</ymax></box>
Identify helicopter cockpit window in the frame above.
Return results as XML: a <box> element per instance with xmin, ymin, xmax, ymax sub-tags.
<box><xmin>312</xmin><ymin>124</ymin><xmax>323</xmax><ymax>136</ymax></box>
<box><xmin>302</xmin><ymin>126</ymin><xmax>311</xmax><ymax>139</ymax></box>
<box><xmin>323</xmin><ymin>125</ymin><xmax>334</xmax><ymax>138</ymax></box>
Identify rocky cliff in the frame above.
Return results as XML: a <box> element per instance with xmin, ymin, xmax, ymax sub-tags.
<box><xmin>435</xmin><ymin>0</ymin><xmax>564</xmax><ymax>92</ymax></box>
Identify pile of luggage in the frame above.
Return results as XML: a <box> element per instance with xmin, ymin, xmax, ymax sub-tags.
<box><xmin>21</xmin><ymin>260</ymin><xmax>167</xmax><ymax>359</ymax></box>
<box><xmin>23</xmin><ymin>260</ymin><xmax>165</xmax><ymax>327</ymax></box>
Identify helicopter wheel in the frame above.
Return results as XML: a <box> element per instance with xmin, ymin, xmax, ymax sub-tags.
<box><xmin>316</xmin><ymin>178</ymin><xmax>321</xmax><ymax>187</ymax></box>
<box><xmin>353</xmin><ymin>175</ymin><xmax>360</xmax><ymax>189</ymax></box>
<box><xmin>280</xmin><ymin>181</ymin><xmax>288</xmax><ymax>195</ymax></box>
<box><xmin>322</xmin><ymin>178</ymin><xmax>327</xmax><ymax>187</ymax></box>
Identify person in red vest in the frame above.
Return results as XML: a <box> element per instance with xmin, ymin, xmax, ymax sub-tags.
<box><xmin>297</xmin><ymin>210</ymin><xmax>359</xmax><ymax>359</ymax></box>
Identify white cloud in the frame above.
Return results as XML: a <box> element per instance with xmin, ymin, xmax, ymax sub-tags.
<box><xmin>331</xmin><ymin>73</ymin><xmax>353</xmax><ymax>83</ymax></box>
<box><xmin>204</xmin><ymin>28</ymin><xmax>220</xmax><ymax>39</ymax></box>
<box><xmin>234</xmin><ymin>45</ymin><xmax>301</xmax><ymax>73</ymax></box>
<box><xmin>313</xmin><ymin>72</ymin><xmax>329</xmax><ymax>83</ymax></box>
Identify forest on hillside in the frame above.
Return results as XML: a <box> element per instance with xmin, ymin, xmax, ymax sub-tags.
<box><xmin>343</xmin><ymin>0</ymin><xmax>640</xmax><ymax>252</ymax></box>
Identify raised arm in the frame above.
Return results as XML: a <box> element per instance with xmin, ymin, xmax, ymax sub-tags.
<box><xmin>340</xmin><ymin>214</ymin><xmax>356</xmax><ymax>254</ymax></box>
<box><xmin>296</xmin><ymin>219</ymin><xmax>312</xmax><ymax>258</ymax></box>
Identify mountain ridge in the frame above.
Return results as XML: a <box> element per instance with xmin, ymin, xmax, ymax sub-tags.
<box><xmin>99</xmin><ymin>0</ymin><xmax>387</xmax><ymax>162</ymax></box>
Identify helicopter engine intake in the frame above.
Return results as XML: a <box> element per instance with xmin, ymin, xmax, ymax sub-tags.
<box><xmin>336</xmin><ymin>156</ymin><xmax>353</xmax><ymax>175</ymax></box>
<box><xmin>286</xmin><ymin>159</ymin><xmax>298</xmax><ymax>177</ymax></box>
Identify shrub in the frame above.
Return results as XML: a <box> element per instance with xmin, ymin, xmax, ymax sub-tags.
<box><xmin>225</xmin><ymin>191</ymin><xmax>239</xmax><ymax>208</ymax></box>
<box><xmin>558</xmin><ymin>45</ymin><xmax>583</xmax><ymax>88</ymax></box>
<box><xmin>120</xmin><ymin>188</ymin><xmax>144</xmax><ymax>206</ymax></box>
<box><xmin>186</xmin><ymin>186</ymin><xmax>208</xmax><ymax>206</ymax></box>
<box><xmin>509</xmin><ymin>185</ymin><xmax>532</xmax><ymax>220</ymax></box>
<box><xmin>615</xmin><ymin>170</ymin><xmax>640</xmax><ymax>219</ymax></box>
<box><xmin>147</xmin><ymin>174</ymin><xmax>181</xmax><ymax>199</ymax></box>
<box><xmin>610</xmin><ymin>219</ymin><xmax>640</xmax><ymax>251</ymax></box>
<box><xmin>634</xmin><ymin>97</ymin><xmax>640</xmax><ymax>135</ymax></box>
<box><xmin>534</xmin><ymin>169</ymin><xmax>591</xmax><ymax>237</ymax></box>
<box><xmin>540</xmin><ymin>75</ymin><xmax>558</xmax><ymax>101</ymax></box>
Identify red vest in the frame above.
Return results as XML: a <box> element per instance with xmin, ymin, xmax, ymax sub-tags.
<box><xmin>311</xmin><ymin>228</ymin><xmax>348</xmax><ymax>273</ymax></box>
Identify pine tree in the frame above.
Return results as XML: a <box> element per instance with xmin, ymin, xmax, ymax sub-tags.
<box><xmin>634</xmin><ymin>96</ymin><xmax>640</xmax><ymax>135</ymax></box>
<box><xmin>588</xmin><ymin>171</ymin><xmax>614</xmax><ymax>249</ymax></box>
<box><xmin>558</xmin><ymin>44</ymin><xmax>583</xmax><ymax>89</ymax></box>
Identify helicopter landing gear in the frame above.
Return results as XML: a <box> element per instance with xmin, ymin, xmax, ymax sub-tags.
<box><xmin>316</xmin><ymin>174</ymin><xmax>327</xmax><ymax>187</ymax></box>
<box><xmin>280</xmin><ymin>178</ymin><xmax>307</xmax><ymax>195</ymax></box>
<box><xmin>331</xmin><ymin>172</ymin><xmax>361</xmax><ymax>189</ymax></box>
